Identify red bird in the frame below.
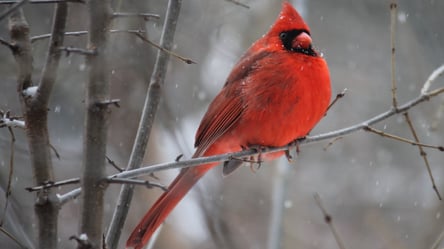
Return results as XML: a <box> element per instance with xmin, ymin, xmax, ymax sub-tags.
<box><xmin>127</xmin><ymin>2</ymin><xmax>331</xmax><ymax>248</ymax></box>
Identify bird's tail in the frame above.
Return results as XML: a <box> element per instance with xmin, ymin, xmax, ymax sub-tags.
<box><xmin>126</xmin><ymin>152</ymin><xmax>217</xmax><ymax>249</ymax></box>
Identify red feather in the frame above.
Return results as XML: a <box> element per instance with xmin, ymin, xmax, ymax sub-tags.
<box><xmin>126</xmin><ymin>2</ymin><xmax>331</xmax><ymax>248</ymax></box>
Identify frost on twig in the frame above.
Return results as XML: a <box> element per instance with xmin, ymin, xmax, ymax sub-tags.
<box><xmin>325</xmin><ymin>88</ymin><xmax>347</xmax><ymax>114</ymax></box>
<box><xmin>421</xmin><ymin>64</ymin><xmax>444</xmax><ymax>95</ymax></box>
<box><xmin>22</xmin><ymin>86</ymin><xmax>38</xmax><ymax>97</ymax></box>
<box><xmin>0</xmin><ymin>111</ymin><xmax>25</xmax><ymax>128</ymax></box>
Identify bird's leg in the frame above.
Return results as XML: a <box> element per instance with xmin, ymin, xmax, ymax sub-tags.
<box><xmin>226</xmin><ymin>145</ymin><xmax>261</xmax><ymax>164</ymax></box>
<box><xmin>291</xmin><ymin>137</ymin><xmax>305</xmax><ymax>158</ymax></box>
<box><xmin>285</xmin><ymin>149</ymin><xmax>293</xmax><ymax>162</ymax></box>
<box><xmin>246</xmin><ymin>145</ymin><xmax>265</xmax><ymax>173</ymax></box>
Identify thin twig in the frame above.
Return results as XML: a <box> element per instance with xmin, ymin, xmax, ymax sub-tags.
<box><xmin>106</xmin><ymin>155</ymin><xmax>124</xmax><ymax>172</ymax></box>
<box><xmin>112</xmin><ymin>12</ymin><xmax>160</xmax><ymax>20</ymax></box>
<box><xmin>390</xmin><ymin>0</ymin><xmax>398</xmax><ymax>109</ymax></box>
<box><xmin>26</xmin><ymin>178</ymin><xmax>80</xmax><ymax>191</ymax></box>
<box><xmin>107</xmin><ymin>178</ymin><xmax>168</xmax><ymax>192</ymax></box>
<box><xmin>403</xmin><ymin>112</ymin><xmax>442</xmax><ymax>200</ymax></box>
<box><xmin>0</xmin><ymin>0</ymin><xmax>28</xmax><ymax>21</ymax></box>
<box><xmin>31</xmin><ymin>29</ymin><xmax>146</xmax><ymax>43</ymax></box>
<box><xmin>58</xmin><ymin>46</ymin><xmax>97</xmax><ymax>56</ymax></box>
<box><xmin>326</xmin><ymin>88</ymin><xmax>347</xmax><ymax>114</ymax></box>
<box><xmin>225</xmin><ymin>0</ymin><xmax>250</xmax><ymax>9</ymax></box>
<box><xmin>132</xmin><ymin>32</ymin><xmax>196</xmax><ymax>64</ymax></box>
<box><xmin>323</xmin><ymin>136</ymin><xmax>343</xmax><ymax>151</ymax></box>
<box><xmin>364</xmin><ymin>126</ymin><xmax>444</xmax><ymax>151</ymax></box>
<box><xmin>428</xmin><ymin>87</ymin><xmax>444</xmax><ymax>97</ymax></box>
<box><xmin>105</xmin><ymin>0</ymin><xmax>183</xmax><ymax>248</ymax></box>
<box><xmin>0</xmin><ymin>37</ymin><xmax>16</xmax><ymax>49</ymax></box>
<box><xmin>0</xmin><ymin>110</ymin><xmax>25</xmax><ymax>128</ymax></box>
<box><xmin>29</xmin><ymin>28</ymin><xmax>195</xmax><ymax>64</ymax></box>
<box><xmin>313</xmin><ymin>193</ymin><xmax>346</xmax><ymax>249</ymax></box>
<box><xmin>429</xmin><ymin>229</ymin><xmax>444</xmax><ymax>249</ymax></box>
<box><xmin>48</xmin><ymin>143</ymin><xmax>60</xmax><ymax>159</ymax></box>
<box><xmin>0</xmin><ymin>227</ymin><xmax>29</xmax><ymax>249</ymax></box>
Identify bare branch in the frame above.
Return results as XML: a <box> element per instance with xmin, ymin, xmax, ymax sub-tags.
<box><xmin>225</xmin><ymin>0</ymin><xmax>250</xmax><ymax>9</ymax></box>
<box><xmin>58</xmin><ymin>85</ymin><xmax>444</xmax><ymax>203</ymax></box>
<box><xmin>9</xmin><ymin>7</ymin><xmax>61</xmax><ymax>249</ymax></box>
<box><xmin>326</xmin><ymin>88</ymin><xmax>347</xmax><ymax>114</ymax></box>
<box><xmin>0</xmin><ymin>0</ymin><xmax>28</xmax><ymax>21</ymax></box>
<box><xmin>8</xmin><ymin>9</ymin><xmax>33</xmax><ymax>91</ymax></box>
<box><xmin>58</xmin><ymin>46</ymin><xmax>97</xmax><ymax>56</ymax></box>
<box><xmin>364</xmin><ymin>126</ymin><xmax>444</xmax><ymax>151</ymax></box>
<box><xmin>390</xmin><ymin>0</ymin><xmax>398</xmax><ymax>109</ymax></box>
<box><xmin>77</xmin><ymin>0</ymin><xmax>112</xmax><ymax>248</ymax></box>
<box><xmin>314</xmin><ymin>193</ymin><xmax>347</xmax><ymax>249</ymax></box>
<box><xmin>0</xmin><ymin>37</ymin><xmax>17</xmax><ymax>50</ymax></box>
<box><xmin>0</xmin><ymin>111</ymin><xmax>25</xmax><ymax>128</ymax></box>
<box><xmin>95</xmin><ymin>98</ymin><xmax>120</xmax><ymax>107</ymax></box>
<box><xmin>132</xmin><ymin>31</ymin><xmax>196</xmax><ymax>64</ymax></box>
<box><xmin>106</xmin><ymin>0</ymin><xmax>183</xmax><ymax>248</ymax></box>
<box><xmin>59</xmin><ymin>188</ymin><xmax>81</xmax><ymax>206</ymax></box>
<box><xmin>323</xmin><ymin>136</ymin><xmax>344</xmax><ymax>151</ymax></box>
<box><xmin>29</xmin><ymin>28</ymin><xmax>195</xmax><ymax>64</ymax></box>
<box><xmin>26</xmin><ymin>178</ymin><xmax>80</xmax><ymax>192</ymax></box>
<box><xmin>48</xmin><ymin>143</ymin><xmax>60</xmax><ymax>159</ymax></box>
<box><xmin>112</xmin><ymin>12</ymin><xmax>160</xmax><ymax>20</ymax></box>
<box><xmin>31</xmin><ymin>29</ymin><xmax>146</xmax><ymax>43</ymax></box>
<box><xmin>107</xmin><ymin>178</ymin><xmax>168</xmax><ymax>192</ymax></box>
<box><xmin>403</xmin><ymin>112</ymin><xmax>442</xmax><ymax>200</ymax></box>
<box><xmin>421</xmin><ymin>64</ymin><xmax>444</xmax><ymax>95</ymax></box>
<box><xmin>43</xmin><ymin>64</ymin><xmax>444</xmax><ymax>212</ymax></box>
<box><xmin>428</xmin><ymin>87</ymin><xmax>444</xmax><ymax>97</ymax></box>
<box><xmin>36</xmin><ymin>2</ymin><xmax>68</xmax><ymax>106</ymax></box>
<box><xmin>0</xmin><ymin>227</ymin><xmax>29</xmax><ymax>249</ymax></box>
<box><xmin>106</xmin><ymin>155</ymin><xmax>124</xmax><ymax>172</ymax></box>
<box><xmin>111</xmin><ymin>86</ymin><xmax>444</xmax><ymax>180</ymax></box>
<box><xmin>430</xmin><ymin>229</ymin><xmax>444</xmax><ymax>249</ymax></box>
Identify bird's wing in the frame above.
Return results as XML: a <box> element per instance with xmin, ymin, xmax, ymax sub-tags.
<box><xmin>193</xmin><ymin>50</ymin><xmax>270</xmax><ymax>158</ymax></box>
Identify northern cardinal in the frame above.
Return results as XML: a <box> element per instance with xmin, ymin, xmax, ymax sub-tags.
<box><xmin>127</xmin><ymin>2</ymin><xmax>331</xmax><ymax>248</ymax></box>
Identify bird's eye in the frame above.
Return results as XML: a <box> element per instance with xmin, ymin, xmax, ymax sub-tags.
<box><xmin>279</xmin><ymin>32</ymin><xmax>287</xmax><ymax>40</ymax></box>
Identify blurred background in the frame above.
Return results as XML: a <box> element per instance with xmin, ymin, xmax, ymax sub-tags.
<box><xmin>0</xmin><ymin>0</ymin><xmax>444</xmax><ymax>248</ymax></box>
